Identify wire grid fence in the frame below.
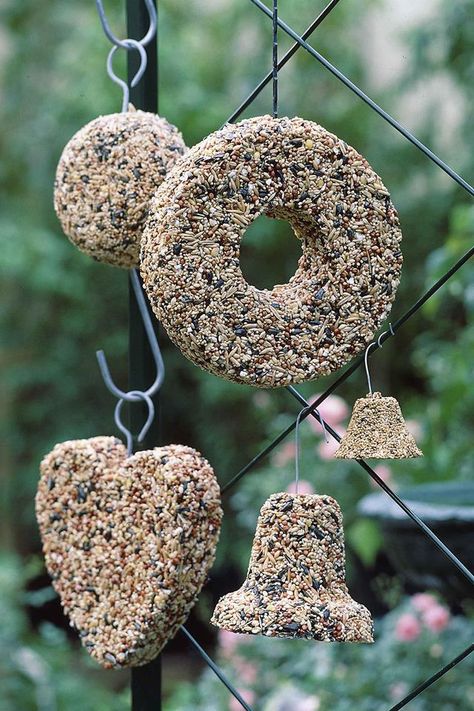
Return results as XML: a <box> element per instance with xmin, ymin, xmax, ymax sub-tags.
<box><xmin>120</xmin><ymin>1</ymin><xmax>474</xmax><ymax>709</ymax></box>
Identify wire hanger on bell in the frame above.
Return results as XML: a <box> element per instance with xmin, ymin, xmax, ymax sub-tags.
<box><xmin>294</xmin><ymin>403</ymin><xmax>329</xmax><ymax>494</ymax></box>
<box><xmin>364</xmin><ymin>323</ymin><xmax>395</xmax><ymax>394</ymax></box>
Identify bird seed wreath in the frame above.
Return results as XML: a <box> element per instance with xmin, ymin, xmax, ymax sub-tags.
<box><xmin>54</xmin><ymin>107</ymin><xmax>187</xmax><ymax>268</ymax></box>
<box><xmin>141</xmin><ymin>115</ymin><xmax>403</xmax><ymax>387</ymax></box>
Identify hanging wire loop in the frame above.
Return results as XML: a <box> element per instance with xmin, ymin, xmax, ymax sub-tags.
<box><xmin>115</xmin><ymin>390</ymin><xmax>155</xmax><ymax>455</ymax></box>
<box><xmin>96</xmin><ymin>269</ymin><xmax>164</xmax><ymax>451</ymax></box>
<box><xmin>107</xmin><ymin>40</ymin><xmax>148</xmax><ymax>112</ymax></box>
<box><xmin>96</xmin><ymin>0</ymin><xmax>157</xmax><ymax>112</ymax></box>
<box><xmin>294</xmin><ymin>404</ymin><xmax>329</xmax><ymax>494</ymax></box>
<box><xmin>97</xmin><ymin>269</ymin><xmax>164</xmax><ymax>401</ymax></box>
<box><xmin>378</xmin><ymin>321</ymin><xmax>395</xmax><ymax>348</ymax></box>
<box><xmin>364</xmin><ymin>324</ymin><xmax>395</xmax><ymax>395</ymax></box>
<box><xmin>95</xmin><ymin>0</ymin><xmax>157</xmax><ymax>48</ymax></box>
<box><xmin>294</xmin><ymin>406</ymin><xmax>307</xmax><ymax>495</ymax></box>
<box><xmin>364</xmin><ymin>341</ymin><xmax>377</xmax><ymax>396</ymax></box>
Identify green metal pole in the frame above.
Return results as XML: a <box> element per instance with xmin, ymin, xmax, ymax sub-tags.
<box><xmin>126</xmin><ymin>2</ymin><xmax>162</xmax><ymax>709</ymax></box>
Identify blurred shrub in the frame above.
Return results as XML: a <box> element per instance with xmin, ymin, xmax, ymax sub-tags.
<box><xmin>167</xmin><ymin>594</ymin><xmax>474</xmax><ymax>711</ymax></box>
<box><xmin>0</xmin><ymin>553</ymin><xmax>129</xmax><ymax>711</ymax></box>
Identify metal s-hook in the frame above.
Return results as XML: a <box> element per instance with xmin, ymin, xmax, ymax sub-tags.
<box><xmin>377</xmin><ymin>322</ymin><xmax>395</xmax><ymax>349</ymax></box>
<box><xmin>96</xmin><ymin>269</ymin><xmax>164</xmax><ymax>452</ymax></box>
<box><xmin>96</xmin><ymin>0</ymin><xmax>157</xmax><ymax>112</ymax></box>
<box><xmin>106</xmin><ymin>39</ymin><xmax>147</xmax><ymax>112</ymax></box>
<box><xmin>95</xmin><ymin>0</ymin><xmax>157</xmax><ymax>48</ymax></box>
<box><xmin>115</xmin><ymin>390</ymin><xmax>155</xmax><ymax>455</ymax></box>
<box><xmin>97</xmin><ymin>269</ymin><xmax>164</xmax><ymax>401</ymax></box>
<box><xmin>364</xmin><ymin>323</ymin><xmax>395</xmax><ymax>394</ymax></box>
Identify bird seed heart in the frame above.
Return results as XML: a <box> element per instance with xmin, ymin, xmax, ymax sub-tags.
<box><xmin>36</xmin><ymin>436</ymin><xmax>222</xmax><ymax>668</ymax></box>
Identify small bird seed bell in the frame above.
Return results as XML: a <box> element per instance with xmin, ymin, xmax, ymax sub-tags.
<box><xmin>335</xmin><ymin>391</ymin><xmax>423</xmax><ymax>460</ymax></box>
<box><xmin>211</xmin><ymin>492</ymin><xmax>373</xmax><ymax>643</ymax></box>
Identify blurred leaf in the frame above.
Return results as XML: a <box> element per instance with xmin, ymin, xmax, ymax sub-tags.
<box><xmin>347</xmin><ymin>518</ymin><xmax>383</xmax><ymax>567</ymax></box>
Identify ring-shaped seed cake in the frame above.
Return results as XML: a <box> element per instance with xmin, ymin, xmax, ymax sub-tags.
<box><xmin>54</xmin><ymin>108</ymin><xmax>187</xmax><ymax>268</ymax></box>
<box><xmin>141</xmin><ymin>115</ymin><xmax>403</xmax><ymax>387</ymax></box>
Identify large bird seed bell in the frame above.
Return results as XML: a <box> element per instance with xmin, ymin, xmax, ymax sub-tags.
<box><xmin>335</xmin><ymin>391</ymin><xmax>423</xmax><ymax>459</ymax></box>
<box><xmin>211</xmin><ymin>492</ymin><xmax>374</xmax><ymax>643</ymax></box>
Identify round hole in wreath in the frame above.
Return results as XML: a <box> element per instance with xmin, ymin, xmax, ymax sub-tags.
<box><xmin>239</xmin><ymin>215</ymin><xmax>302</xmax><ymax>291</ymax></box>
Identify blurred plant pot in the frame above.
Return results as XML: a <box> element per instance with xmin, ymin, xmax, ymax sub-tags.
<box><xmin>358</xmin><ymin>482</ymin><xmax>474</xmax><ymax>602</ymax></box>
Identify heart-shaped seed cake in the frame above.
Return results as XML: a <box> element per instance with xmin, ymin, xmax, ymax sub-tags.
<box><xmin>36</xmin><ymin>436</ymin><xmax>222</xmax><ymax>668</ymax></box>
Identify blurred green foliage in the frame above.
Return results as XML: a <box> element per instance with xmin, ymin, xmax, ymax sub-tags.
<box><xmin>0</xmin><ymin>0</ymin><xmax>473</xmax><ymax>708</ymax></box>
<box><xmin>0</xmin><ymin>554</ymin><xmax>129</xmax><ymax>710</ymax></box>
<box><xmin>169</xmin><ymin>595</ymin><xmax>474</xmax><ymax>711</ymax></box>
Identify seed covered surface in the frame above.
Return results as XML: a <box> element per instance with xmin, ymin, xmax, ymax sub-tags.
<box><xmin>141</xmin><ymin>115</ymin><xmax>403</xmax><ymax>387</ymax></box>
<box><xmin>36</xmin><ymin>437</ymin><xmax>222</xmax><ymax>668</ymax></box>
<box><xmin>211</xmin><ymin>492</ymin><xmax>373</xmax><ymax>643</ymax></box>
<box><xmin>335</xmin><ymin>392</ymin><xmax>423</xmax><ymax>459</ymax></box>
<box><xmin>54</xmin><ymin>109</ymin><xmax>187</xmax><ymax>268</ymax></box>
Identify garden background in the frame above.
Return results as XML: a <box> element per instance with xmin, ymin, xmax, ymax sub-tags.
<box><xmin>0</xmin><ymin>0</ymin><xmax>473</xmax><ymax>709</ymax></box>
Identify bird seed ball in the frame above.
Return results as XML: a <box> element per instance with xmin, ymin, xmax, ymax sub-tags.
<box><xmin>54</xmin><ymin>108</ymin><xmax>187</xmax><ymax>268</ymax></box>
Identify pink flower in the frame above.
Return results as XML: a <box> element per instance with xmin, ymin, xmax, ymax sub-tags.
<box><xmin>395</xmin><ymin>613</ymin><xmax>421</xmax><ymax>642</ymax></box>
<box><xmin>229</xmin><ymin>689</ymin><xmax>255</xmax><ymax>711</ymax></box>
<box><xmin>287</xmin><ymin>479</ymin><xmax>315</xmax><ymax>495</ymax></box>
<box><xmin>273</xmin><ymin>441</ymin><xmax>296</xmax><ymax>467</ymax></box>
<box><xmin>318</xmin><ymin>436</ymin><xmax>343</xmax><ymax>460</ymax></box>
<box><xmin>294</xmin><ymin>696</ymin><xmax>320</xmax><ymax>711</ymax></box>
<box><xmin>234</xmin><ymin>657</ymin><xmax>257</xmax><ymax>684</ymax></box>
<box><xmin>218</xmin><ymin>629</ymin><xmax>249</xmax><ymax>658</ymax></box>
<box><xmin>389</xmin><ymin>682</ymin><xmax>408</xmax><ymax>701</ymax></box>
<box><xmin>405</xmin><ymin>419</ymin><xmax>422</xmax><ymax>440</ymax></box>
<box><xmin>307</xmin><ymin>393</ymin><xmax>349</xmax><ymax>434</ymax></box>
<box><xmin>430</xmin><ymin>643</ymin><xmax>443</xmax><ymax>658</ymax></box>
<box><xmin>423</xmin><ymin>605</ymin><xmax>450</xmax><ymax>633</ymax></box>
<box><xmin>253</xmin><ymin>392</ymin><xmax>271</xmax><ymax>409</ymax></box>
<box><xmin>412</xmin><ymin>593</ymin><xmax>437</xmax><ymax>613</ymax></box>
<box><xmin>267</xmin><ymin>688</ymin><xmax>320</xmax><ymax>711</ymax></box>
<box><xmin>370</xmin><ymin>464</ymin><xmax>393</xmax><ymax>488</ymax></box>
